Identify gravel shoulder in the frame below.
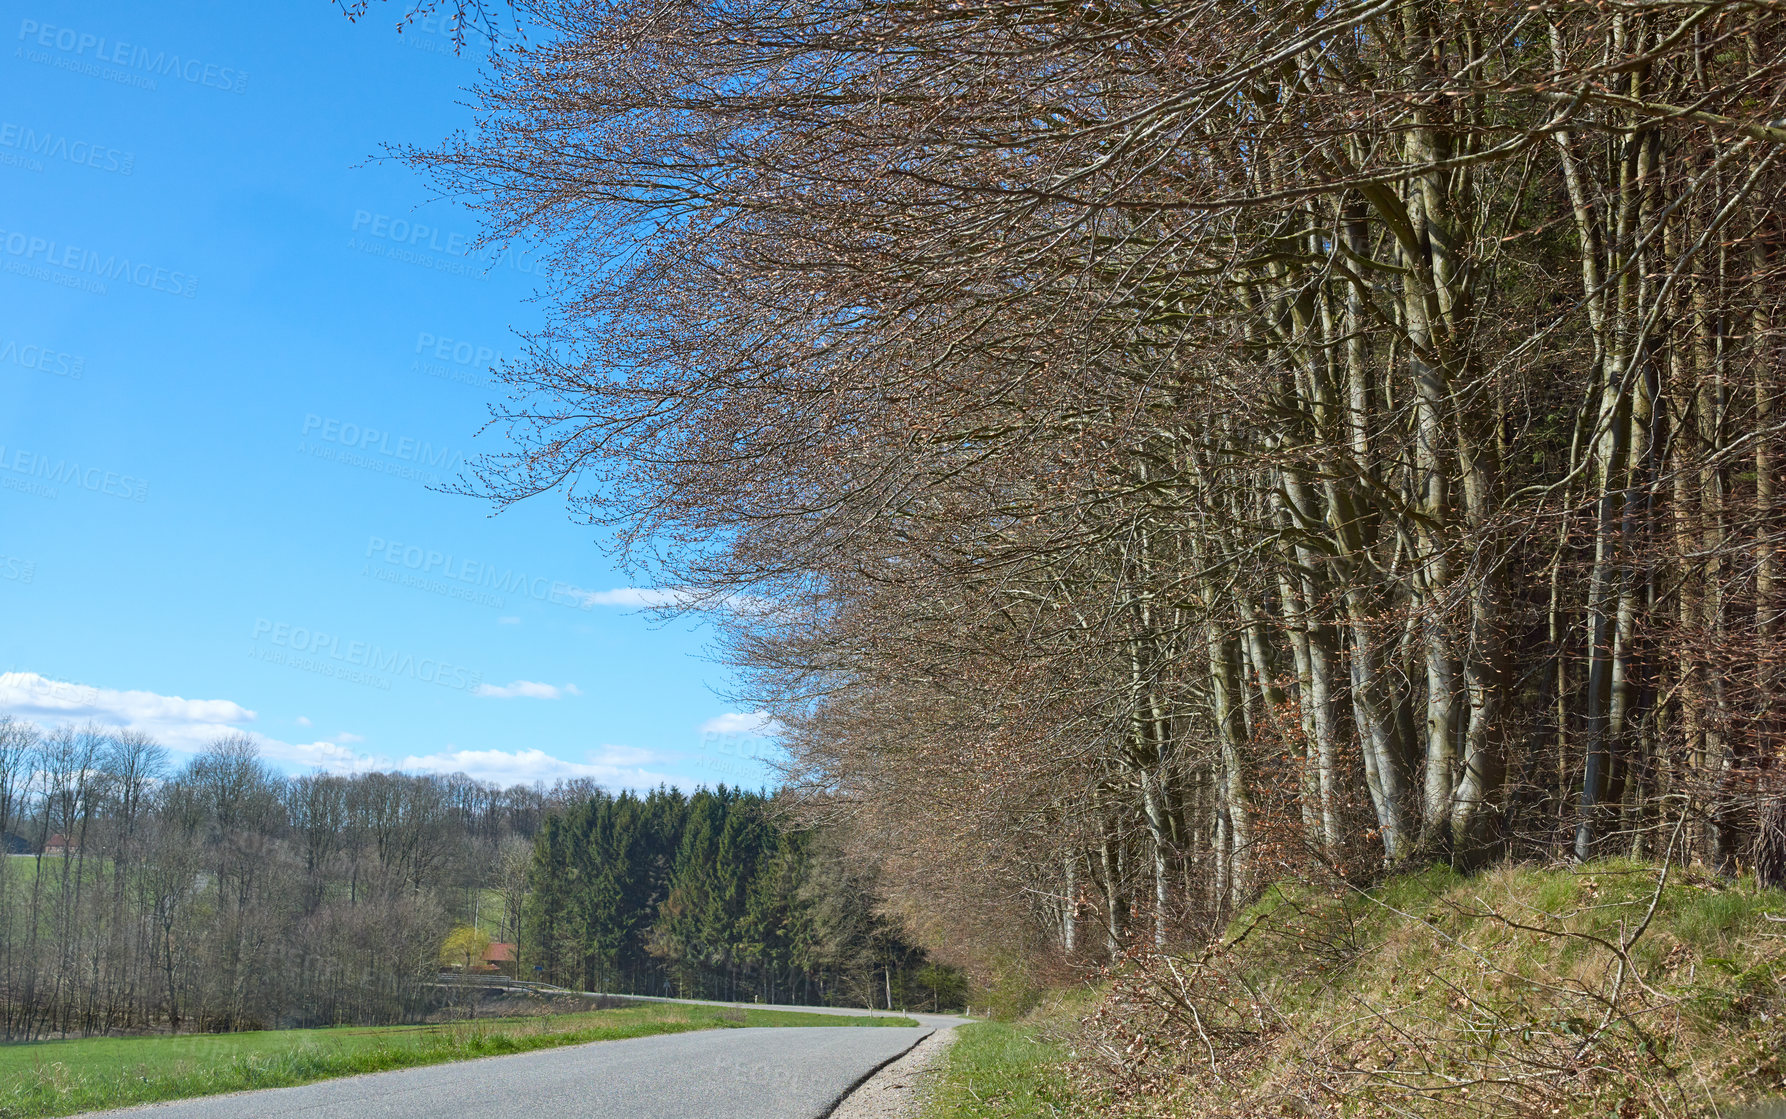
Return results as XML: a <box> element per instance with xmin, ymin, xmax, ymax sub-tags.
<box><xmin>829</xmin><ymin>1026</ymin><xmax>957</xmax><ymax>1119</ymax></box>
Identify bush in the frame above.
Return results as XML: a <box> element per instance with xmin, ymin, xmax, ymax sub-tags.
<box><xmin>975</xmin><ymin>953</ymin><xmax>1043</xmax><ymax>1021</ymax></box>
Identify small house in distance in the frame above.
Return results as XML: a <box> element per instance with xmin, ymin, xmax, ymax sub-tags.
<box><xmin>481</xmin><ymin>941</ymin><xmax>517</xmax><ymax>978</ymax></box>
<box><xmin>1</xmin><ymin>832</ymin><xmax>29</xmax><ymax>855</ymax></box>
<box><xmin>42</xmin><ymin>834</ymin><xmax>78</xmax><ymax>857</ymax></box>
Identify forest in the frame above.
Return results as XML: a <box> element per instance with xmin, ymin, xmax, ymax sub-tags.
<box><xmin>384</xmin><ymin>0</ymin><xmax>1786</xmax><ymax>1104</ymax></box>
<box><xmin>416</xmin><ymin>0</ymin><xmax>1786</xmax><ymax>966</ymax></box>
<box><xmin>525</xmin><ymin>787</ymin><xmax>963</xmax><ymax>1009</ymax></box>
<box><xmin>0</xmin><ymin>719</ymin><xmax>950</xmax><ymax>1041</ymax></box>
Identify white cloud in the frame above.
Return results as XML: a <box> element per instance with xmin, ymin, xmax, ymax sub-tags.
<box><xmin>592</xmin><ymin>743</ymin><xmax>657</xmax><ymax>766</ymax></box>
<box><xmin>497</xmin><ymin>616</ymin><xmax>521</xmax><ymax>625</ymax></box>
<box><xmin>0</xmin><ymin>671</ymin><xmax>255</xmax><ymax>751</ymax></box>
<box><xmin>295</xmin><ymin>715</ymin><xmax>312</xmax><ymax>727</ymax></box>
<box><xmin>473</xmin><ymin>680</ymin><xmax>572</xmax><ymax>700</ymax></box>
<box><xmin>574</xmin><ymin>586</ymin><xmax>780</xmax><ymax>618</ymax></box>
<box><xmin>0</xmin><ymin>673</ymin><xmax>389</xmax><ymax>775</ymax></box>
<box><xmin>575</xmin><ymin>587</ymin><xmax>692</xmax><ymax>608</ymax></box>
<box><xmin>0</xmin><ymin>671</ymin><xmax>693</xmax><ymax>789</ymax></box>
<box><xmin>397</xmin><ymin>745</ymin><xmax>678</xmax><ymax>787</ymax></box>
<box><xmin>699</xmin><ymin>710</ymin><xmax>780</xmax><ymax>737</ymax></box>
<box><xmin>260</xmin><ymin>738</ymin><xmax>387</xmax><ymax>774</ymax></box>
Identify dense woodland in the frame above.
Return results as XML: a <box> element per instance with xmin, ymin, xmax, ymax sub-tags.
<box><xmin>526</xmin><ymin>787</ymin><xmax>962</xmax><ymax>1008</ymax></box>
<box><xmin>0</xmin><ymin>720</ymin><xmax>946</xmax><ymax>1040</ymax></box>
<box><xmin>411</xmin><ymin>0</ymin><xmax>1786</xmax><ymax>976</ymax></box>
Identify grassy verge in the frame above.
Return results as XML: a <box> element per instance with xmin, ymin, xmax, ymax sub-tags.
<box><xmin>924</xmin><ymin>862</ymin><xmax>1785</xmax><ymax>1118</ymax></box>
<box><xmin>924</xmin><ymin>996</ymin><xmax>1093</xmax><ymax>1118</ymax></box>
<box><xmin>0</xmin><ymin>1002</ymin><xmax>916</xmax><ymax>1118</ymax></box>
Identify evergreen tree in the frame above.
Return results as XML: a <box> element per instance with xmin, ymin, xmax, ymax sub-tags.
<box><xmin>523</xmin><ymin>787</ymin><xmax>960</xmax><ymax>1008</ymax></box>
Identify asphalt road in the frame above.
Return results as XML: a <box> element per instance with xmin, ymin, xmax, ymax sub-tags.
<box><xmin>88</xmin><ymin>1022</ymin><xmax>941</xmax><ymax>1119</ymax></box>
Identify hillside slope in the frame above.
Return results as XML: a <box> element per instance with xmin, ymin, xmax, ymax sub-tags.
<box><xmin>936</xmin><ymin>862</ymin><xmax>1785</xmax><ymax>1118</ymax></box>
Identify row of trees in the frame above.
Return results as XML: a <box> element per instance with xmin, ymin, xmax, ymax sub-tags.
<box><xmin>0</xmin><ymin>717</ymin><xmax>956</xmax><ymax>1038</ymax></box>
<box><xmin>422</xmin><ymin>0</ymin><xmax>1786</xmax><ymax>972</ymax></box>
<box><xmin>0</xmin><ymin>718</ymin><xmax>560</xmax><ymax>1039</ymax></box>
<box><xmin>525</xmin><ymin>786</ymin><xmax>964</xmax><ymax>1009</ymax></box>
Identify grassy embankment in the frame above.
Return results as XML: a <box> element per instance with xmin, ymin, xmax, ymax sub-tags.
<box><xmin>922</xmin><ymin>1012</ymin><xmax>1082</xmax><ymax>1118</ymax></box>
<box><xmin>0</xmin><ymin>1002</ymin><xmax>916</xmax><ymax>1118</ymax></box>
<box><xmin>925</xmin><ymin>861</ymin><xmax>1785</xmax><ymax>1118</ymax></box>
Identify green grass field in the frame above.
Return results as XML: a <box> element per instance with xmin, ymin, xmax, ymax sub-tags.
<box><xmin>0</xmin><ymin>1002</ymin><xmax>917</xmax><ymax>1119</ymax></box>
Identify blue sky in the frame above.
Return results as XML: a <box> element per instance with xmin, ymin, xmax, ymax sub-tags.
<box><xmin>0</xmin><ymin>2</ymin><xmax>778</xmax><ymax>789</ymax></box>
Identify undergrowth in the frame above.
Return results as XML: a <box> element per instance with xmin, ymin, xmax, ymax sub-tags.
<box><xmin>1067</xmin><ymin>860</ymin><xmax>1785</xmax><ymax>1117</ymax></box>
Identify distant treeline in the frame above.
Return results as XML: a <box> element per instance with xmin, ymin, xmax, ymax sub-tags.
<box><xmin>0</xmin><ymin>719</ymin><xmax>557</xmax><ymax>1039</ymax></box>
<box><xmin>526</xmin><ymin>787</ymin><xmax>964</xmax><ymax>1010</ymax></box>
<box><xmin>0</xmin><ymin>718</ymin><xmax>952</xmax><ymax>1041</ymax></box>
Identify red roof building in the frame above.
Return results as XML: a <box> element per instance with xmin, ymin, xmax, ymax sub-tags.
<box><xmin>480</xmin><ymin>942</ymin><xmax>517</xmax><ymax>976</ymax></box>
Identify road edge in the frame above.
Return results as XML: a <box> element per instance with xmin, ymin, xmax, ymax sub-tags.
<box><xmin>823</xmin><ymin>1025</ymin><xmax>957</xmax><ymax>1119</ymax></box>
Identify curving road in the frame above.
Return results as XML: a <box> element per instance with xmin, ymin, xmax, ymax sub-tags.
<box><xmin>86</xmin><ymin>1002</ymin><xmax>964</xmax><ymax>1119</ymax></box>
